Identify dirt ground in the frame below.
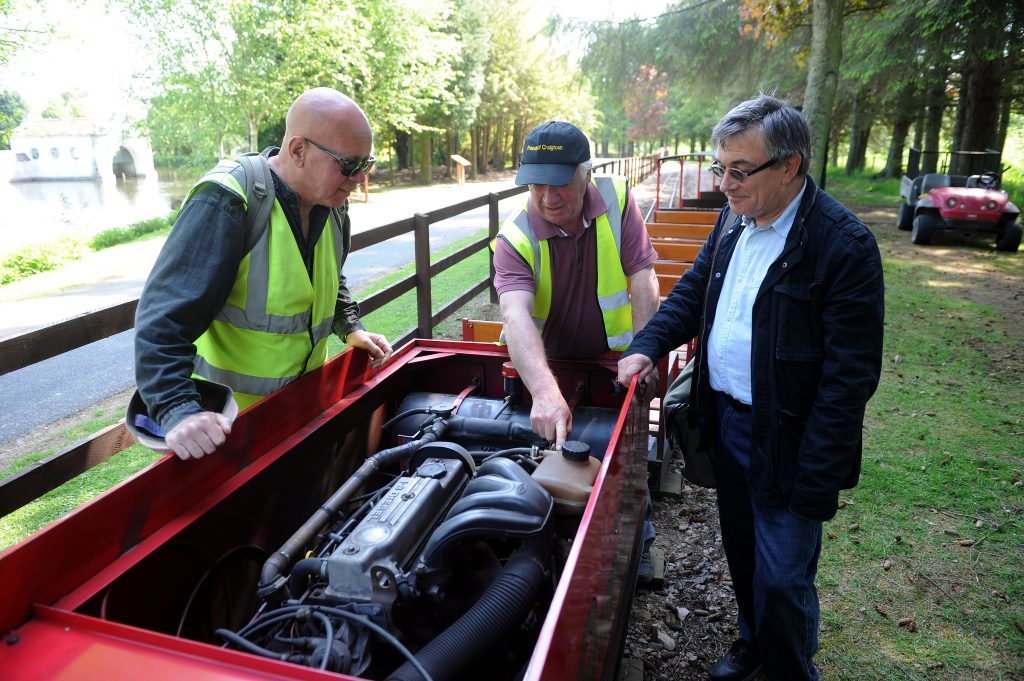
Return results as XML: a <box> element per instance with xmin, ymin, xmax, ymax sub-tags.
<box><xmin>621</xmin><ymin>204</ymin><xmax>1024</xmax><ymax>680</ymax></box>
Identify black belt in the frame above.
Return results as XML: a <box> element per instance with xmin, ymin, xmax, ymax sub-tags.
<box><xmin>720</xmin><ymin>392</ymin><xmax>752</xmax><ymax>413</ymax></box>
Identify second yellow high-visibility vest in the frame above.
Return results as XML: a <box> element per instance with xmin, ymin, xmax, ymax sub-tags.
<box><xmin>494</xmin><ymin>174</ymin><xmax>633</xmax><ymax>351</ymax></box>
<box><xmin>184</xmin><ymin>161</ymin><xmax>344</xmax><ymax>409</ymax></box>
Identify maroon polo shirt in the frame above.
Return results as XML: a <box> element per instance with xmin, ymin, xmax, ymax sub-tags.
<box><xmin>493</xmin><ymin>182</ymin><xmax>657</xmax><ymax>359</ymax></box>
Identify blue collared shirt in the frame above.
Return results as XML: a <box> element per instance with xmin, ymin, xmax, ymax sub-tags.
<box><xmin>708</xmin><ymin>180</ymin><xmax>807</xmax><ymax>404</ymax></box>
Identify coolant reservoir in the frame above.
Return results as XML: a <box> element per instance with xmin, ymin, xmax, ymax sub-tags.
<box><xmin>531</xmin><ymin>440</ymin><xmax>601</xmax><ymax>516</ymax></box>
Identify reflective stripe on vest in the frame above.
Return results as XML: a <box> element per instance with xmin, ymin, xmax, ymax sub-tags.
<box><xmin>186</xmin><ymin>161</ymin><xmax>341</xmax><ymax>409</ymax></box>
<box><xmin>494</xmin><ymin>175</ymin><xmax>633</xmax><ymax>351</ymax></box>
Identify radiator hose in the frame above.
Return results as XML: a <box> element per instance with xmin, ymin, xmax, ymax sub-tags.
<box><xmin>385</xmin><ymin>546</ymin><xmax>547</xmax><ymax>681</ymax></box>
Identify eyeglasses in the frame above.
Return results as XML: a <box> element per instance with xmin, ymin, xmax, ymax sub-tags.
<box><xmin>709</xmin><ymin>157</ymin><xmax>780</xmax><ymax>183</ymax></box>
<box><xmin>303</xmin><ymin>136</ymin><xmax>375</xmax><ymax>177</ymax></box>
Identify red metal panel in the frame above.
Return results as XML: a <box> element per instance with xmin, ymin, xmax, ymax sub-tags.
<box><xmin>0</xmin><ymin>346</ymin><xmax>387</xmax><ymax>633</ymax></box>
<box><xmin>0</xmin><ymin>341</ymin><xmax>645</xmax><ymax>680</ymax></box>
<box><xmin>526</xmin><ymin>377</ymin><xmax>647</xmax><ymax>680</ymax></box>
<box><xmin>3</xmin><ymin>606</ymin><xmax>361</xmax><ymax>680</ymax></box>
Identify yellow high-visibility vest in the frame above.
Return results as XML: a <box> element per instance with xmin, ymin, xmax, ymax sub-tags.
<box><xmin>186</xmin><ymin>161</ymin><xmax>343</xmax><ymax>409</ymax></box>
<box><xmin>494</xmin><ymin>175</ymin><xmax>632</xmax><ymax>350</ymax></box>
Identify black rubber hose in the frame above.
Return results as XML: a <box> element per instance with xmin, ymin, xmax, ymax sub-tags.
<box><xmin>446</xmin><ymin>416</ymin><xmax>542</xmax><ymax>445</ymax></box>
<box><xmin>385</xmin><ymin>550</ymin><xmax>546</xmax><ymax>681</ymax></box>
<box><xmin>480</xmin><ymin>447</ymin><xmax>535</xmax><ymax>464</ymax></box>
<box><xmin>287</xmin><ymin>557</ymin><xmax>327</xmax><ymax>599</ymax></box>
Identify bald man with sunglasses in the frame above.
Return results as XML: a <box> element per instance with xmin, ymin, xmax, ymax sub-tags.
<box><xmin>135</xmin><ymin>88</ymin><xmax>391</xmax><ymax>460</ymax></box>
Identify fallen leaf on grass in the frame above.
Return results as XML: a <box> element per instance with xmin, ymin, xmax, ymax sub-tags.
<box><xmin>927</xmin><ymin>662</ymin><xmax>945</xmax><ymax>670</ymax></box>
<box><xmin>874</xmin><ymin>604</ymin><xmax>889</xmax><ymax>618</ymax></box>
<box><xmin>898</xmin><ymin>617</ymin><xmax>917</xmax><ymax>633</ymax></box>
<box><xmin>848</xmin><ymin>523</ymin><xmax>860</xmax><ymax>531</ymax></box>
<box><xmin>957</xmin><ymin>539</ymin><xmax>976</xmax><ymax>547</ymax></box>
<box><xmin>992</xmin><ymin>591</ymin><xmax>1009</xmax><ymax>603</ymax></box>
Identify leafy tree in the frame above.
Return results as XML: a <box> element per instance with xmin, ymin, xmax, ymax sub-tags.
<box><xmin>624</xmin><ymin>65</ymin><xmax>670</xmax><ymax>152</ymax></box>
<box><xmin>0</xmin><ymin>89</ymin><xmax>26</xmax><ymax>149</ymax></box>
<box><xmin>470</xmin><ymin>1</ymin><xmax>597</xmax><ymax>172</ymax></box>
<box><xmin>41</xmin><ymin>90</ymin><xmax>87</xmax><ymax>119</ymax></box>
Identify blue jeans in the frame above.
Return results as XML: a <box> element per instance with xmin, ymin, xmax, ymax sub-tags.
<box><xmin>713</xmin><ymin>392</ymin><xmax>821</xmax><ymax>681</ymax></box>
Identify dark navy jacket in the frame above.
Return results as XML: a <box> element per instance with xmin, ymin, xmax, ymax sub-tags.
<box><xmin>626</xmin><ymin>177</ymin><xmax>884</xmax><ymax>521</ymax></box>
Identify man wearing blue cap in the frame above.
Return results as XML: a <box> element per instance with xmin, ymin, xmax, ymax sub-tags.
<box><xmin>493</xmin><ymin>120</ymin><xmax>659</xmax><ymax>447</ymax></box>
<box><xmin>492</xmin><ymin>121</ymin><xmax>661</xmax><ymax>580</ymax></box>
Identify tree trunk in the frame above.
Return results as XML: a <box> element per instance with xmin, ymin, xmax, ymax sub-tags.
<box><xmin>844</xmin><ymin>87</ymin><xmax>872</xmax><ymax>175</ymax></box>
<box><xmin>803</xmin><ymin>0</ymin><xmax>845</xmax><ymax>185</ymax></box>
<box><xmin>922</xmin><ymin>58</ymin><xmax>948</xmax><ymax>175</ymax></box>
<box><xmin>395</xmin><ymin>131</ymin><xmax>412</xmax><ymax>171</ymax></box>
<box><xmin>248</xmin><ymin>117</ymin><xmax>259</xmax><ymax>153</ymax></box>
<box><xmin>471</xmin><ymin>127</ymin><xmax>479</xmax><ymax>180</ymax></box>
<box><xmin>879</xmin><ymin>81</ymin><xmax>917</xmax><ymax>178</ymax></box>
<box><xmin>492</xmin><ymin>116</ymin><xmax>506</xmax><ymax>170</ymax></box>
<box><xmin>419</xmin><ymin>133</ymin><xmax>431</xmax><ymax>184</ymax></box>
<box><xmin>481</xmin><ymin>125</ymin><xmax>491</xmax><ymax>175</ymax></box>
<box><xmin>446</xmin><ymin>129</ymin><xmax>454</xmax><ymax>179</ymax></box>
<box><xmin>954</xmin><ymin>54</ymin><xmax>1002</xmax><ymax>173</ymax></box>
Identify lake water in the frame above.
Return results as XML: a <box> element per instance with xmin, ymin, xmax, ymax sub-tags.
<box><xmin>0</xmin><ymin>168</ymin><xmax>194</xmax><ymax>257</ymax></box>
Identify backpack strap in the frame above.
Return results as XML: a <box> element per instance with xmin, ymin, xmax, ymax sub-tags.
<box><xmin>236</xmin><ymin>153</ymin><xmax>275</xmax><ymax>255</ymax></box>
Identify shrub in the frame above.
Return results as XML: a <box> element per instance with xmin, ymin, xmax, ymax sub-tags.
<box><xmin>89</xmin><ymin>211</ymin><xmax>176</xmax><ymax>250</ymax></box>
<box><xmin>0</xmin><ymin>238</ymin><xmax>84</xmax><ymax>286</ymax></box>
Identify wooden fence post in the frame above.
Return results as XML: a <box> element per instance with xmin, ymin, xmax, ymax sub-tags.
<box><xmin>488</xmin><ymin>193</ymin><xmax>500</xmax><ymax>304</ymax></box>
<box><xmin>413</xmin><ymin>213</ymin><xmax>432</xmax><ymax>338</ymax></box>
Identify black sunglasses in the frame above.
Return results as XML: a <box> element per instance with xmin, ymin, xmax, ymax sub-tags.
<box><xmin>303</xmin><ymin>136</ymin><xmax>375</xmax><ymax>177</ymax></box>
<box><xmin>709</xmin><ymin>157</ymin><xmax>780</xmax><ymax>183</ymax></box>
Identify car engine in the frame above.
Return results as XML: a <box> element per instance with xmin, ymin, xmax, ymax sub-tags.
<box><xmin>215</xmin><ymin>390</ymin><xmax>618</xmax><ymax>681</ymax></box>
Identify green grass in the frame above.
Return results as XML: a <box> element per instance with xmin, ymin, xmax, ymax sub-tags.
<box><xmin>0</xmin><ymin>212</ymin><xmax>177</xmax><ymax>287</ymax></box>
<box><xmin>0</xmin><ymin>237</ymin><xmax>86</xmax><ymax>285</ymax></box>
<box><xmin>814</xmin><ymin>229</ymin><xmax>1024</xmax><ymax>679</ymax></box>
<box><xmin>89</xmin><ymin>212</ymin><xmax>176</xmax><ymax>250</ymax></box>
<box><xmin>0</xmin><ymin>402</ymin><xmax>162</xmax><ymax>552</ymax></box>
<box><xmin>327</xmin><ymin>230</ymin><xmax>492</xmax><ymax>355</ymax></box>
<box><xmin>823</xmin><ymin>171</ymin><xmax>902</xmax><ymax>207</ymax></box>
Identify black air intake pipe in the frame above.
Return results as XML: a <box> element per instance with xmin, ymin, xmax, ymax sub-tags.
<box><xmin>385</xmin><ymin>545</ymin><xmax>547</xmax><ymax>681</ymax></box>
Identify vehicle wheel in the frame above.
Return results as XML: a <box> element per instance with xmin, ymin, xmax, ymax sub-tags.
<box><xmin>911</xmin><ymin>213</ymin><xmax>937</xmax><ymax>245</ymax></box>
<box><xmin>896</xmin><ymin>203</ymin><xmax>913</xmax><ymax>231</ymax></box>
<box><xmin>996</xmin><ymin>221</ymin><xmax>1022</xmax><ymax>252</ymax></box>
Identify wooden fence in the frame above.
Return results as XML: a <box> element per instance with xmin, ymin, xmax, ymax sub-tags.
<box><xmin>0</xmin><ymin>153</ymin><xmax>661</xmax><ymax>517</ymax></box>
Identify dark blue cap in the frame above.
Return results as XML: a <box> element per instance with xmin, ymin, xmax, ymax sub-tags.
<box><xmin>515</xmin><ymin>121</ymin><xmax>591</xmax><ymax>186</ymax></box>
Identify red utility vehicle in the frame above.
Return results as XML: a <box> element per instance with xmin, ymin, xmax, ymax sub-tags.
<box><xmin>897</xmin><ymin>148</ymin><xmax>1021</xmax><ymax>251</ymax></box>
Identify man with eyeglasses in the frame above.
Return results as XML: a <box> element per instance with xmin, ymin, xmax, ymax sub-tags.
<box><xmin>617</xmin><ymin>94</ymin><xmax>884</xmax><ymax>680</ymax></box>
<box><xmin>134</xmin><ymin>87</ymin><xmax>392</xmax><ymax>460</ymax></box>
